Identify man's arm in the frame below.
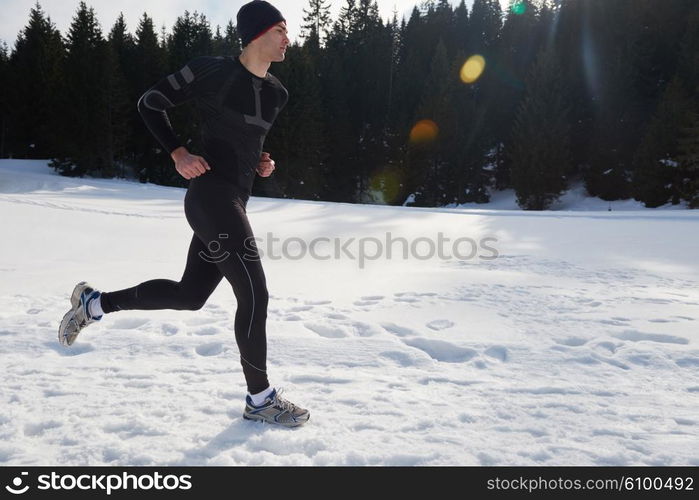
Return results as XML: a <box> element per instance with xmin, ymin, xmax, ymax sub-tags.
<box><xmin>137</xmin><ymin>57</ymin><xmax>219</xmax><ymax>178</ymax></box>
<box><xmin>136</xmin><ymin>56</ymin><xmax>219</xmax><ymax>156</ymax></box>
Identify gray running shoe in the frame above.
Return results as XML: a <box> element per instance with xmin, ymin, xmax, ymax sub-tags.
<box><xmin>243</xmin><ymin>388</ymin><xmax>310</xmax><ymax>427</ymax></box>
<box><xmin>58</xmin><ymin>281</ymin><xmax>102</xmax><ymax>347</ymax></box>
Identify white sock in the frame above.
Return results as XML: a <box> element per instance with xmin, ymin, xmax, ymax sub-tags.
<box><xmin>88</xmin><ymin>294</ymin><xmax>104</xmax><ymax>318</ymax></box>
<box><xmin>249</xmin><ymin>386</ymin><xmax>274</xmax><ymax>406</ymax></box>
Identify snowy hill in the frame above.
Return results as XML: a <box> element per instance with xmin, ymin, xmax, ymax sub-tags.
<box><xmin>0</xmin><ymin>159</ymin><xmax>697</xmax><ymax>465</ymax></box>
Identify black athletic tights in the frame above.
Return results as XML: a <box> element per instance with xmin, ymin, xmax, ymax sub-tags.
<box><xmin>99</xmin><ymin>174</ymin><xmax>270</xmax><ymax>394</ymax></box>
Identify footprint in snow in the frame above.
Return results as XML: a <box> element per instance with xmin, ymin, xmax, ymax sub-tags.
<box><xmin>326</xmin><ymin>313</ymin><xmax>348</xmax><ymax>320</ymax></box>
<box><xmin>401</xmin><ymin>337</ymin><xmax>477</xmax><ymax>363</ymax></box>
<box><xmin>484</xmin><ymin>345</ymin><xmax>508</xmax><ymax>362</ymax></box>
<box><xmin>380</xmin><ymin>350</ymin><xmax>417</xmax><ymax>366</ymax></box>
<box><xmin>393</xmin><ymin>296</ymin><xmax>420</xmax><ymax>303</ymax></box>
<box><xmin>381</xmin><ymin>323</ymin><xmax>418</xmax><ymax>337</ymax></box>
<box><xmin>195</xmin><ymin>343</ymin><xmax>224</xmax><ymax>356</ymax></box>
<box><xmin>161</xmin><ymin>323</ymin><xmax>179</xmax><ymax>336</ymax></box>
<box><xmin>672</xmin><ymin>315</ymin><xmax>695</xmax><ymax>321</ymax></box>
<box><xmin>304</xmin><ymin>322</ymin><xmax>347</xmax><ymax>338</ymax></box>
<box><xmin>353</xmin><ymin>300</ymin><xmax>379</xmax><ymax>306</ymax></box>
<box><xmin>283</xmin><ymin>314</ymin><xmax>303</xmax><ymax>321</ymax></box>
<box><xmin>289</xmin><ymin>305</ymin><xmax>314</xmax><ymax>312</ymax></box>
<box><xmin>350</xmin><ymin>321</ymin><xmax>381</xmax><ymax>337</ymax></box>
<box><xmin>426</xmin><ymin>319</ymin><xmax>454</xmax><ymax>331</ymax></box>
<box><xmin>193</xmin><ymin>326</ymin><xmax>220</xmax><ymax>336</ymax></box>
<box><xmin>554</xmin><ymin>337</ymin><xmax>588</xmax><ymax>347</ymax></box>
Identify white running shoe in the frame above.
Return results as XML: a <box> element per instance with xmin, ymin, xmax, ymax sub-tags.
<box><xmin>243</xmin><ymin>388</ymin><xmax>310</xmax><ymax>427</ymax></box>
<box><xmin>58</xmin><ymin>281</ymin><xmax>102</xmax><ymax>347</ymax></box>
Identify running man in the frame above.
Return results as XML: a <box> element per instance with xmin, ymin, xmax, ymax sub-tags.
<box><xmin>58</xmin><ymin>1</ymin><xmax>309</xmax><ymax>427</ymax></box>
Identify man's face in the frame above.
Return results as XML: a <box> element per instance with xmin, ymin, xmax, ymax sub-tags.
<box><xmin>256</xmin><ymin>21</ymin><xmax>290</xmax><ymax>62</ymax></box>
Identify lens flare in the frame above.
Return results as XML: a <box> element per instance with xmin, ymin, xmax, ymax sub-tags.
<box><xmin>369</xmin><ymin>166</ymin><xmax>403</xmax><ymax>204</ymax></box>
<box><xmin>511</xmin><ymin>1</ymin><xmax>526</xmax><ymax>15</ymax></box>
<box><xmin>409</xmin><ymin>119</ymin><xmax>439</xmax><ymax>144</ymax></box>
<box><xmin>460</xmin><ymin>55</ymin><xmax>486</xmax><ymax>84</ymax></box>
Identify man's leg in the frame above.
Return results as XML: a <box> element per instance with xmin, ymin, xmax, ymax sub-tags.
<box><xmin>181</xmin><ymin>186</ymin><xmax>308</xmax><ymax>425</ymax></box>
<box><xmin>189</xmin><ymin>201</ymin><xmax>271</xmax><ymax>395</ymax></box>
<box><xmin>99</xmin><ymin>233</ymin><xmax>224</xmax><ymax>313</ymax></box>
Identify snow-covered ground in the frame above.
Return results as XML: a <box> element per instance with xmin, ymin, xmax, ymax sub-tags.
<box><xmin>0</xmin><ymin>159</ymin><xmax>697</xmax><ymax>466</ymax></box>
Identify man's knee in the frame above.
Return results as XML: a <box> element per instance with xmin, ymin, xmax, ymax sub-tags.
<box><xmin>235</xmin><ymin>283</ymin><xmax>268</xmax><ymax>310</ymax></box>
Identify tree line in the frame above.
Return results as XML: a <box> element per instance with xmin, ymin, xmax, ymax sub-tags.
<box><xmin>0</xmin><ymin>0</ymin><xmax>698</xmax><ymax>209</ymax></box>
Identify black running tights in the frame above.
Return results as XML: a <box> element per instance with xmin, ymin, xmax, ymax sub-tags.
<box><xmin>100</xmin><ymin>175</ymin><xmax>270</xmax><ymax>394</ymax></box>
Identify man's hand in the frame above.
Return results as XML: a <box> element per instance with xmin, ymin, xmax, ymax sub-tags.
<box><xmin>256</xmin><ymin>152</ymin><xmax>276</xmax><ymax>177</ymax></box>
<box><xmin>171</xmin><ymin>146</ymin><xmax>210</xmax><ymax>180</ymax></box>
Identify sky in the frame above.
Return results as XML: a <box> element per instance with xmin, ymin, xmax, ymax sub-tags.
<box><xmin>0</xmin><ymin>0</ymin><xmax>509</xmax><ymax>48</ymax></box>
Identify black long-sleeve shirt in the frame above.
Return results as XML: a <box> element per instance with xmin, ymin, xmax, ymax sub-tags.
<box><xmin>137</xmin><ymin>55</ymin><xmax>288</xmax><ymax>196</ymax></box>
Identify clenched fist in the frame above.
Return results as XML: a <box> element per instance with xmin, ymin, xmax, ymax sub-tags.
<box><xmin>171</xmin><ymin>146</ymin><xmax>210</xmax><ymax>180</ymax></box>
<box><xmin>256</xmin><ymin>152</ymin><xmax>276</xmax><ymax>177</ymax></box>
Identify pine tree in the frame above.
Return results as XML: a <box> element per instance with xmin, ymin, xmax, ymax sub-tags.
<box><xmin>677</xmin><ymin>6</ymin><xmax>699</xmax><ymax>96</ymax></box>
<box><xmin>509</xmin><ymin>45</ymin><xmax>571</xmax><ymax>210</ymax></box>
<box><xmin>212</xmin><ymin>25</ymin><xmax>224</xmax><ymax>55</ymax></box>
<box><xmin>225</xmin><ymin>21</ymin><xmax>242</xmax><ymax>55</ymax></box>
<box><xmin>584</xmin><ymin>0</ymin><xmax>654</xmax><ymax>200</ymax></box>
<box><xmin>491</xmin><ymin>0</ymin><xmax>540</xmax><ymax>190</ymax></box>
<box><xmin>133</xmin><ymin>13</ymin><xmax>167</xmax><ymax>183</ymax></box>
<box><xmin>319</xmin><ymin>0</ymin><xmax>391</xmax><ymax>202</ymax></box>
<box><xmin>264</xmin><ymin>44</ymin><xmax>326</xmax><ymax>201</ymax></box>
<box><xmin>452</xmin><ymin>0</ymin><xmax>469</xmax><ymax>53</ymax></box>
<box><xmin>551</xmin><ymin>0</ymin><xmax>594</xmax><ymax>185</ymax></box>
<box><xmin>632</xmin><ymin>77</ymin><xmax>694</xmax><ymax>207</ymax></box>
<box><xmin>8</xmin><ymin>2</ymin><xmax>64</xmax><ymax>159</ymax></box>
<box><xmin>212</xmin><ymin>19</ymin><xmax>240</xmax><ymax>56</ymax></box>
<box><xmin>300</xmin><ymin>0</ymin><xmax>332</xmax><ymax>49</ymax></box>
<box><xmin>453</xmin><ymin>65</ymin><xmax>492</xmax><ymax>204</ymax></box>
<box><xmin>106</xmin><ymin>14</ymin><xmax>136</xmax><ymax>177</ymax></box>
<box><xmin>466</xmin><ymin>0</ymin><xmax>503</xmax><ymax>181</ymax></box>
<box><xmin>676</xmin><ymin>5</ymin><xmax>699</xmax><ymax>207</ymax></box>
<box><xmin>429</xmin><ymin>0</ymin><xmax>455</xmax><ymax>59</ymax></box>
<box><xmin>109</xmin><ymin>14</ymin><xmax>134</xmax><ymax>65</ymax></box>
<box><xmin>386</xmin><ymin>9</ymin><xmax>400</xmax><ymax>122</ymax></box>
<box><xmin>52</xmin><ymin>2</ymin><xmax>112</xmax><ymax>176</ymax></box>
<box><xmin>391</xmin><ymin>7</ymin><xmax>427</xmax><ymax>134</ymax></box>
<box><xmin>468</xmin><ymin>0</ymin><xmax>501</xmax><ymax>54</ymax></box>
<box><xmin>317</xmin><ymin>25</ymin><xmax>353</xmax><ymax>201</ymax></box>
<box><xmin>167</xmin><ymin>11</ymin><xmax>213</xmax><ymax>70</ymax></box>
<box><xmin>0</xmin><ymin>41</ymin><xmax>9</xmax><ymax>158</ymax></box>
<box><xmin>351</xmin><ymin>1</ymin><xmax>393</xmax><ymax>201</ymax></box>
<box><xmin>134</xmin><ymin>13</ymin><xmax>166</xmax><ymax>91</ymax></box>
<box><xmin>677</xmin><ymin>111</ymin><xmax>699</xmax><ymax>208</ymax></box>
<box><xmin>407</xmin><ymin>38</ymin><xmax>456</xmax><ymax>206</ymax></box>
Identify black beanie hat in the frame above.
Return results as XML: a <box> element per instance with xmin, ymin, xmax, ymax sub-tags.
<box><xmin>237</xmin><ymin>1</ymin><xmax>286</xmax><ymax>47</ymax></box>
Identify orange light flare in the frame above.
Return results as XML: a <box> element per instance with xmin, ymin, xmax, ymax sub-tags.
<box><xmin>409</xmin><ymin>119</ymin><xmax>439</xmax><ymax>144</ymax></box>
